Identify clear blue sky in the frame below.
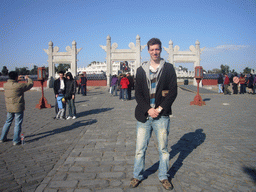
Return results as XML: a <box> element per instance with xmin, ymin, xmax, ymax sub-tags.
<box><xmin>1</xmin><ymin>0</ymin><xmax>255</xmax><ymax>73</ymax></box>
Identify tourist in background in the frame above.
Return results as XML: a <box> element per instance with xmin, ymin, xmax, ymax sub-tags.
<box><xmin>118</xmin><ymin>74</ymin><xmax>123</xmax><ymax>100</ymax></box>
<box><xmin>229</xmin><ymin>73</ymin><xmax>234</xmax><ymax>85</ymax></box>
<box><xmin>65</xmin><ymin>72</ymin><xmax>77</xmax><ymax>119</ymax></box>
<box><xmin>77</xmin><ymin>74</ymin><xmax>81</xmax><ymax>94</ymax></box>
<box><xmin>232</xmin><ymin>73</ymin><xmax>239</xmax><ymax>94</ymax></box>
<box><xmin>80</xmin><ymin>73</ymin><xmax>87</xmax><ymax>96</ymax></box>
<box><xmin>253</xmin><ymin>75</ymin><xmax>256</xmax><ymax>94</ymax></box>
<box><xmin>0</xmin><ymin>72</ymin><xmax>33</xmax><ymax>145</ymax></box>
<box><xmin>223</xmin><ymin>74</ymin><xmax>231</xmax><ymax>95</ymax></box>
<box><xmin>217</xmin><ymin>74</ymin><xmax>224</xmax><ymax>93</ymax></box>
<box><xmin>110</xmin><ymin>75</ymin><xmax>118</xmax><ymax>96</ymax></box>
<box><xmin>239</xmin><ymin>74</ymin><xmax>246</xmax><ymax>94</ymax></box>
<box><xmin>247</xmin><ymin>73</ymin><xmax>254</xmax><ymax>94</ymax></box>
<box><xmin>120</xmin><ymin>74</ymin><xmax>130</xmax><ymax>101</ymax></box>
<box><xmin>126</xmin><ymin>73</ymin><xmax>134</xmax><ymax>100</ymax></box>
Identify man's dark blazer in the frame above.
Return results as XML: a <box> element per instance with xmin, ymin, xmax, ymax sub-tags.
<box><xmin>135</xmin><ymin>62</ymin><xmax>177</xmax><ymax>123</ymax></box>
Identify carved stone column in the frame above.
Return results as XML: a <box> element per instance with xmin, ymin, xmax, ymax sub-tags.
<box><xmin>135</xmin><ymin>35</ymin><xmax>141</xmax><ymax>75</ymax></box>
<box><xmin>106</xmin><ymin>35</ymin><xmax>111</xmax><ymax>87</ymax></box>
<box><xmin>195</xmin><ymin>40</ymin><xmax>200</xmax><ymax>67</ymax></box>
<box><xmin>47</xmin><ymin>41</ymin><xmax>54</xmax><ymax>88</ymax></box>
<box><xmin>71</xmin><ymin>40</ymin><xmax>77</xmax><ymax>77</ymax></box>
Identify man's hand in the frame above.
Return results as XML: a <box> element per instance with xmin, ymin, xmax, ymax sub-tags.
<box><xmin>56</xmin><ymin>94</ymin><xmax>58</xmax><ymax>98</ymax></box>
<box><xmin>148</xmin><ymin>108</ymin><xmax>159</xmax><ymax>118</ymax></box>
<box><xmin>24</xmin><ymin>75</ymin><xmax>29</xmax><ymax>80</ymax></box>
<box><xmin>72</xmin><ymin>95</ymin><xmax>75</xmax><ymax>100</ymax></box>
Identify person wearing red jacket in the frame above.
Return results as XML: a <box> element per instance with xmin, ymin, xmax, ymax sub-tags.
<box><xmin>120</xmin><ymin>74</ymin><xmax>130</xmax><ymax>100</ymax></box>
<box><xmin>223</xmin><ymin>74</ymin><xmax>231</xmax><ymax>95</ymax></box>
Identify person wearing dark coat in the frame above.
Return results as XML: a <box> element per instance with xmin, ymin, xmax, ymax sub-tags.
<box><xmin>130</xmin><ymin>38</ymin><xmax>177</xmax><ymax>190</ymax></box>
<box><xmin>126</xmin><ymin>73</ymin><xmax>134</xmax><ymax>100</ymax></box>
<box><xmin>232</xmin><ymin>73</ymin><xmax>239</xmax><ymax>94</ymax></box>
<box><xmin>65</xmin><ymin>72</ymin><xmax>77</xmax><ymax>119</ymax></box>
<box><xmin>247</xmin><ymin>73</ymin><xmax>254</xmax><ymax>94</ymax></box>
<box><xmin>217</xmin><ymin>74</ymin><xmax>224</xmax><ymax>93</ymax></box>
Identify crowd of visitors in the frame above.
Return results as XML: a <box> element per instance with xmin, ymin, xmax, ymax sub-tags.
<box><xmin>217</xmin><ymin>73</ymin><xmax>256</xmax><ymax>95</ymax></box>
<box><xmin>110</xmin><ymin>73</ymin><xmax>134</xmax><ymax>101</ymax></box>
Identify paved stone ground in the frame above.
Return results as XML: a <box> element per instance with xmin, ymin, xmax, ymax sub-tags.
<box><xmin>179</xmin><ymin>85</ymin><xmax>218</xmax><ymax>94</ymax></box>
<box><xmin>0</xmin><ymin>86</ymin><xmax>255</xmax><ymax>192</ymax></box>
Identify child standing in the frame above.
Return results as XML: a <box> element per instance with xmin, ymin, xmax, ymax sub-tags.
<box><xmin>56</xmin><ymin>89</ymin><xmax>66</xmax><ymax>119</ymax></box>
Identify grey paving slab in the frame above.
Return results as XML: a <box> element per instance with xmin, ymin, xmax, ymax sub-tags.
<box><xmin>0</xmin><ymin>86</ymin><xmax>256</xmax><ymax>192</ymax></box>
<box><xmin>179</xmin><ymin>84</ymin><xmax>218</xmax><ymax>94</ymax></box>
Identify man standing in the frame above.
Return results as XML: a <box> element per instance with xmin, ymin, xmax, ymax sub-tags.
<box><xmin>232</xmin><ymin>73</ymin><xmax>239</xmax><ymax>94</ymax></box>
<box><xmin>118</xmin><ymin>74</ymin><xmax>123</xmax><ymax>100</ymax></box>
<box><xmin>126</xmin><ymin>73</ymin><xmax>134</xmax><ymax>100</ymax></box>
<box><xmin>54</xmin><ymin>71</ymin><xmax>67</xmax><ymax>116</ymax></box>
<box><xmin>80</xmin><ymin>73</ymin><xmax>87</xmax><ymax>96</ymax></box>
<box><xmin>130</xmin><ymin>38</ymin><xmax>177</xmax><ymax>190</ymax></box>
<box><xmin>223</xmin><ymin>73</ymin><xmax>231</xmax><ymax>95</ymax></box>
<box><xmin>217</xmin><ymin>74</ymin><xmax>224</xmax><ymax>93</ymax></box>
<box><xmin>0</xmin><ymin>72</ymin><xmax>33</xmax><ymax>145</ymax></box>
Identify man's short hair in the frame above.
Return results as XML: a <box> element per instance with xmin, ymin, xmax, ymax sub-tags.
<box><xmin>58</xmin><ymin>71</ymin><xmax>64</xmax><ymax>75</ymax></box>
<box><xmin>147</xmin><ymin>38</ymin><xmax>162</xmax><ymax>50</ymax></box>
<box><xmin>9</xmin><ymin>71</ymin><xmax>18</xmax><ymax>80</ymax></box>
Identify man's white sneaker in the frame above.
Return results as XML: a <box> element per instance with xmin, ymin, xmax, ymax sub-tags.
<box><xmin>67</xmin><ymin>116</ymin><xmax>72</xmax><ymax>120</ymax></box>
<box><xmin>72</xmin><ymin>116</ymin><xmax>76</xmax><ymax>119</ymax></box>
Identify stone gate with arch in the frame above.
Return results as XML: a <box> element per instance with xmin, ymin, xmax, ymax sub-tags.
<box><xmin>163</xmin><ymin>40</ymin><xmax>204</xmax><ymax>86</ymax></box>
<box><xmin>100</xmin><ymin>35</ymin><xmax>146</xmax><ymax>86</ymax></box>
<box><xmin>44</xmin><ymin>41</ymin><xmax>82</xmax><ymax>87</ymax></box>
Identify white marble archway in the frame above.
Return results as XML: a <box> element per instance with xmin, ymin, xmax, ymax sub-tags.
<box><xmin>100</xmin><ymin>35</ymin><xmax>146</xmax><ymax>87</ymax></box>
<box><xmin>163</xmin><ymin>40</ymin><xmax>204</xmax><ymax>86</ymax></box>
<box><xmin>44</xmin><ymin>41</ymin><xmax>82</xmax><ymax>87</ymax></box>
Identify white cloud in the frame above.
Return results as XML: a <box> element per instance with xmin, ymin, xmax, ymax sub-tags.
<box><xmin>204</xmin><ymin>44</ymin><xmax>249</xmax><ymax>52</ymax></box>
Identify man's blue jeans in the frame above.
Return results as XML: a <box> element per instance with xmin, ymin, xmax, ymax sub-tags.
<box><xmin>0</xmin><ymin>112</ymin><xmax>24</xmax><ymax>143</ymax></box>
<box><xmin>133</xmin><ymin>116</ymin><xmax>170</xmax><ymax>181</ymax></box>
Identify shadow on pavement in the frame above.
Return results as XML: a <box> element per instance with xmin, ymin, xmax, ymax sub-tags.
<box><xmin>243</xmin><ymin>167</ymin><xmax>256</xmax><ymax>184</ymax></box>
<box><xmin>77</xmin><ymin>107</ymin><xmax>114</xmax><ymax>118</ymax></box>
<box><xmin>26</xmin><ymin>119</ymin><xmax>97</xmax><ymax>143</ymax></box>
<box><xmin>75</xmin><ymin>100</ymin><xmax>89</xmax><ymax>104</ymax></box>
<box><xmin>87</xmin><ymin>92</ymin><xmax>105</xmax><ymax>96</ymax></box>
<box><xmin>143</xmin><ymin>129</ymin><xmax>206</xmax><ymax>179</ymax></box>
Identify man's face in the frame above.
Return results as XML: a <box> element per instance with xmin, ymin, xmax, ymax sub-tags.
<box><xmin>59</xmin><ymin>73</ymin><xmax>64</xmax><ymax>79</ymax></box>
<box><xmin>148</xmin><ymin>44</ymin><xmax>161</xmax><ymax>62</ymax></box>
